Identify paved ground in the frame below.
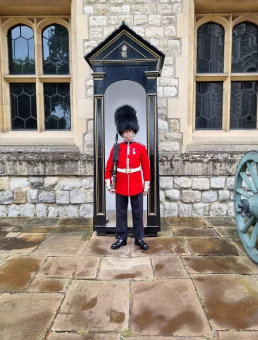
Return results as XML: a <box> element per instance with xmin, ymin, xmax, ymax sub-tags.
<box><xmin>0</xmin><ymin>216</ymin><xmax>258</xmax><ymax>340</ymax></box>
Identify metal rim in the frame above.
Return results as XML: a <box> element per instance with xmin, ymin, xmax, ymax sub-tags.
<box><xmin>234</xmin><ymin>151</ymin><xmax>258</xmax><ymax>263</ymax></box>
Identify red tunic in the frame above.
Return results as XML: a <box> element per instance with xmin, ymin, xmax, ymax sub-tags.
<box><xmin>105</xmin><ymin>141</ymin><xmax>150</xmax><ymax>196</ymax></box>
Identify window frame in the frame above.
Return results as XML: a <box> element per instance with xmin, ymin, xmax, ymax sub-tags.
<box><xmin>0</xmin><ymin>16</ymin><xmax>72</xmax><ymax>134</ymax></box>
<box><xmin>194</xmin><ymin>14</ymin><xmax>258</xmax><ymax>133</ymax></box>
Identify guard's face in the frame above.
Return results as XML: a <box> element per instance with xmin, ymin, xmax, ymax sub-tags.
<box><xmin>122</xmin><ymin>129</ymin><xmax>135</xmax><ymax>141</ymax></box>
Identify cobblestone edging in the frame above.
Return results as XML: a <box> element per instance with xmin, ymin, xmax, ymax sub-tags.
<box><xmin>0</xmin><ymin>176</ymin><xmax>94</xmax><ymax>218</ymax></box>
<box><xmin>160</xmin><ymin>176</ymin><xmax>235</xmax><ymax>217</ymax></box>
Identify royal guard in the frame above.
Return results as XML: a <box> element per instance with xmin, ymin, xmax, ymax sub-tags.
<box><xmin>105</xmin><ymin>104</ymin><xmax>150</xmax><ymax>250</ymax></box>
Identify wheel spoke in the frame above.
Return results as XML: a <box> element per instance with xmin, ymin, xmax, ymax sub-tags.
<box><xmin>236</xmin><ymin>188</ymin><xmax>252</xmax><ymax>198</ymax></box>
<box><xmin>246</xmin><ymin>221</ymin><xmax>258</xmax><ymax>249</ymax></box>
<box><xmin>239</xmin><ymin>215</ymin><xmax>256</xmax><ymax>232</ymax></box>
<box><xmin>240</xmin><ymin>171</ymin><xmax>257</xmax><ymax>193</ymax></box>
<box><xmin>247</xmin><ymin>161</ymin><xmax>258</xmax><ymax>191</ymax></box>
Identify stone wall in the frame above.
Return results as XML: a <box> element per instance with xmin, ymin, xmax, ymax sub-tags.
<box><xmin>0</xmin><ymin>176</ymin><xmax>94</xmax><ymax>218</ymax></box>
<box><xmin>83</xmin><ymin>0</ymin><xmax>184</xmax><ymax>154</ymax></box>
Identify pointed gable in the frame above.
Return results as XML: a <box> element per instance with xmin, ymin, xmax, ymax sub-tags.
<box><xmin>85</xmin><ymin>22</ymin><xmax>165</xmax><ymax>73</ymax></box>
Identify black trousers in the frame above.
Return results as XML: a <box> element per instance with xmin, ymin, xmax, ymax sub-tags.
<box><xmin>116</xmin><ymin>192</ymin><xmax>145</xmax><ymax>240</ymax></box>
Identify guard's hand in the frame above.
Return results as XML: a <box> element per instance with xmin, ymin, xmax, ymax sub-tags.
<box><xmin>109</xmin><ymin>189</ymin><xmax>116</xmax><ymax>194</ymax></box>
<box><xmin>143</xmin><ymin>191</ymin><xmax>148</xmax><ymax>196</ymax></box>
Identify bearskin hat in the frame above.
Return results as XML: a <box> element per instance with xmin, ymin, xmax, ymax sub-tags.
<box><xmin>114</xmin><ymin>104</ymin><xmax>139</xmax><ymax>136</ymax></box>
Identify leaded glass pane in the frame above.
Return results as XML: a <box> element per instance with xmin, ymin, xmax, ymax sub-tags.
<box><xmin>10</xmin><ymin>83</ymin><xmax>37</xmax><ymax>130</ymax></box>
<box><xmin>197</xmin><ymin>22</ymin><xmax>224</xmax><ymax>73</ymax></box>
<box><xmin>195</xmin><ymin>82</ymin><xmax>223</xmax><ymax>129</ymax></box>
<box><xmin>8</xmin><ymin>25</ymin><xmax>35</xmax><ymax>75</ymax></box>
<box><xmin>42</xmin><ymin>24</ymin><xmax>69</xmax><ymax>75</ymax></box>
<box><xmin>230</xmin><ymin>82</ymin><xmax>257</xmax><ymax>129</ymax></box>
<box><xmin>232</xmin><ymin>22</ymin><xmax>258</xmax><ymax>72</ymax></box>
<box><xmin>44</xmin><ymin>83</ymin><xmax>71</xmax><ymax>130</ymax></box>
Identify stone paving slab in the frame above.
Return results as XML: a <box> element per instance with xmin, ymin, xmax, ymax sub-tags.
<box><xmin>172</xmin><ymin>226</ymin><xmax>218</xmax><ymax>237</ymax></box>
<box><xmin>0</xmin><ymin>252</ymin><xmax>9</xmax><ymax>264</ymax></box>
<box><xmin>53</xmin><ymin>280</ymin><xmax>129</xmax><ymax>332</ymax></box>
<box><xmin>0</xmin><ymin>292</ymin><xmax>63</xmax><ymax>340</ymax></box>
<box><xmin>167</xmin><ymin>217</ymin><xmax>209</xmax><ymax>228</ymax></box>
<box><xmin>0</xmin><ymin>255</ymin><xmax>46</xmax><ymax>292</ymax></box>
<box><xmin>129</xmin><ymin>337</ymin><xmax>205</xmax><ymax>340</ymax></box>
<box><xmin>82</xmin><ymin>236</ymin><xmax>131</xmax><ymax>257</ymax></box>
<box><xmin>24</xmin><ymin>226</ymin><xmax>55</xmax><ymax>233</ymax></box>
<box><xmin>37</xmin><ymin>256</ymin><xmax>100</xmax><ymax>279</ymax></box>
<box><xmin>218</xmin><ymin>331</ymin><xmax>258</xmax><ymax>339</ymax></box>
<box><xmin>193</xmin><ymin>274</ymin><xmax>258</xmax><ymax>330</ymax></box>
<box><xmin>130</xmin><ymin>279</ymin><xmax>211</xmax><ymax>336</ymax></box>
<box><xmin>183</xmin><ymin>255</ymin><xmax>258</xmax><ymax>274</ymax></box>
<box><xmin>229</xmin><ymin>238</ymin><xmax>246</xmax><ymax>254</ymax></box>
<box><xmin>214</xmin><ymin>226</ymin><xmax>239</xmax><ymax>238</ymax></box>
<box><xmin>152</xmin><ymin>256</ymin><xmax>188</xmax><ymax>278</ymax></box>
<box><xmin>131</xmin><ymin>237</ymin><xmax>190</xmax><ymax>256</ymax></box>
<box><xmin>185</xmin><ymin>237</ymin><xmax>240</xmax><ymax>255</ymax></box>
<box><xmin>57</xmin><ymin>217</ymin><xmax>93</xmax><ymax>227</ymax></box>
<box><xmin>204</xmin><ymin>216</ymin><xmax>236</xmax><ymax>227</ymax></box>
<box><xmin>47</xmin><ymin>333</ymin><xmax>120</xmax><ymax>340</ymax></box>
<box><xmin>26</xmin><ymin>278</ymin><xmax>70</xmax><ymax>292</ymax></box>
<box><xmin>1</xmin><ymin>232</ymin><xmax>48</xmax><ymax>253</ymax></box>
<box><xmin>34</xmin><ymin>233</ymin><xmax>87</xmax><ymax>256</ymax></box>
<box><xmin>98</xmin><ymin>257</ymin><xmax>153</xmax><ymax>280</ymax></box>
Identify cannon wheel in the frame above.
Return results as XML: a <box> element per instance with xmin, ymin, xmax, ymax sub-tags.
<box><xmin>234</xmin><ymin>151</ymin><xmax>258</xmax><ymax>263</ymax></box>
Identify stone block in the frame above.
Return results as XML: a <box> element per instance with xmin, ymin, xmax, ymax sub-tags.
<box><xmin>164</xmin><ymin>86</ymin><xmax>178</xmax><ymax>97</ymax></box>
<box><xmin>165</xmin><ymin>132</ymin><xmax>181</xmax><ymax>141</ymax></box>
<box><xmin>210</xmin><ymin>203</ymin><xmax>227</xmax><ymax>216</ymax></box>
<box><xmin>145</xmin><ymin>27</ymin><xmax>164</xmax><ymax>38</ymax></box>
<box><xmin>174</xmin><ymin>177</ymin><xmax>191</xmax><ymax>189</ymax></box>
<box><xmin>158</xmin><ymin>119</ymin><xmax>169</xmax><ymax>132</ymax></box>
<box><xmin>10</xmin><ymin>178</ymin><xmax>29</xmax><ymax>190</ymax></box>
<box><xmin>192</xmin><ymin>178</ymin><xmax>209</xmax><ymax>190</ymax></box>
<box><xmin>29</xmin><ymin>177</ymin><xmax>44</xmax><ymax>188</ymax></box>
<box><xmin>82</xmin><ymin>178</ymin><xmax>94</xmax><ymax>189</ymax></box>
<box><xmin>219</xmin><ymin>190</ymin><xmax>230</xmax><ymax>201</ymax></box>
<box><xmin>202</xmin><ymin>191</ymin><xmax>218</xmax><ymax>203</ymax></box>
<box><xmin>161</xmin><ymin>15</ymin><xmax>176</xmax><ymax>25</ymax></box>
<box><xmin>159</xmin><ymin>141</ymin><xmax>180</xmax><ymax>152</ymax></box>
<box><xmin>59</xmin><ymin>205</ymin><xmax>79</xmax><ymax>218</ymax></box>
<box><xmin>20</xmin><ymin>204</ymin><xmax>35</xmax><ymax>217</ymax></box>
<box><xmin>8</xmin><ymin>204</ymin><xmax>20</xmax><ymax>217</ymax></box>
<box><xmin>79</xmin><ymin>204</ymin><xmax>93</xmax><ymax>218</ymax></box>
<box><xmin>165</xmin><ymin>189</ymin><xmax>180</xmax><ymax>201</ymax></box>
<box><xmin>44</xmin><ymin>177</ymin><xmax>59</xmax><ymax>190</ymax></box>
<box><xmin>227</xmin><ymin>201</ymin><xmax>234</xmax><ymax>216</ymax></box>
<box><xmin>0</xmin><ymin>190</ymin><xmax>13</xmax><ymax>204</ymax></box>
<box><xmin>164</xmin><ymin>25</ymin><xmax>176</xmax><ymax>37</ymax></box>
<box><xmin>36</xmin><ymin>204</ymin><xmax>47</xmax><ymax>217</ymax></box>
<box><xmin>131</xmin><ymin>5</ymin><xmax>144</xmax><ymax>14</ymax></box>
<box><xmin>160</xmin><ymin>190</ymin><xmax>165</xmax><ymax>202</ymax></box>
<box><xmin>157</xmin><ymin>4</ymin><xmax>172</xmax><ymax>14</ymax></box>
<box><xmin>0</xmin><ymin>178</ymin><xmax>8</xmax><ymax>191</ymax></box>
<box><xmin>160</xmin><ymin>176</ymin><xmax>173</xmax><ymax>189</ymax></box>
<box><xmin>0</xmin><ymin>205</ymin><xmax>7</xmax><ymax>216</ymax></box>
<box><xmin>14</xmin><ymin>190</ymin><xmax>27</xmax><ymax>204</ymax></box>
<box><xmin>178</xmin><ymin>203</ymin><xmax>192</xmax><ymax>216</ymax></box>
<box><xmin>173</xmin><ymin>3</ymin><xmax>182</xmax><ymax>13</ymax></box>
<box><xmin>70</xmin><ymin>189</ymin><xmax>86</xmax><ymax>204</ymax></box>
<box><xmin>39</xmin><ymin>191</ymin><xmax>56</xmax><ymax>203</ymax></box>
<box><xmin>210</xmin><ymin>177</ymin><xmax>225</xmax><ymax>189</ymax></box>
<box><xmin>56</xmin><ymin>191</ymin><xmax>70</xmax><ymax>205</ymax></box>
<box><xmin>48</xmin><ymin>206</ymin><xmax>59</xmax><ymax>217</ymax></box>
<box><xmin>59</xmin><ymin>179</ymin><xmax>81</xmax><ymax>190</ymax></box>
<box><xmin>192</xmin><ymin>203</ymin><xmax>210</xmax><ymax>217</ymax></box>
<box><xmin>134</xmin><ymin>14</ymin><xmax>147</xmax><ymax>25</ymax></box>
<box><xmin>89</xmin><ymin>16</ymin><xmax>107</xmax><ymax>26</ymax></box>
<box><xmin>182</xmin><ymin>190</ymin><xmax>201</xmax><ymax>203</ymax></box>
<box><xmin>28</xmin><ymin>189</ymin><xmax>38</xmax><ymax>203</ymax></box>
<box><xmin>148</xmin><ymin>15</ymin><xmax>161</xmax><ymax>25</ymax></box>
<box><xmin>86</xmin><ymin>189</ymin><xmax>94</xmax><ymax>203</ymax></box>
<box><xmin>226</xmin><ymin>177</ymin><xmax>235</xmax><ymax>190</ymax></box>
<box><xmin>122</xmin><ymin>5</ymin><xmax>130</xmax><ymax>14</ymax></box>
<box><xmin>161</xmin><ymin>201</ymin><xmax>178</xmax><ymax>217</ymax></box>
<box><xmin>144</xmin><ymin>4</ymin><xmax>156</xmax><ymax>14</ymax></box>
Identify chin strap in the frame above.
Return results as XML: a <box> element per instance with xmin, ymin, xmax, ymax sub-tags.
<box><xmin>115</xmin><ymin>132</ymin><xmax>118</xmax><ymax>143</ymax></box>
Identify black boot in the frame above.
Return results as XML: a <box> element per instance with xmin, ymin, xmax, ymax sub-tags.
<box><xmin>111</xmin><ymin>239</ymin><xmax>127</xmax><ymax>250</ymax></box>
<box><xmin>135</xmin><ymin>239</ymin><xmax>149</xmax><ymax>250</ymax></box>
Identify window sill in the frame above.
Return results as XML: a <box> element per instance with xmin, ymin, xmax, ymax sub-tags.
<box><xmin>0</xmin><ymin>131</ymin><xmax>75</xmax><ymax>146</ymax></box>
<box><xmin>185</xmin><ymin>130</ymin><xmax>258</xmax><ymax>153</ymax></box>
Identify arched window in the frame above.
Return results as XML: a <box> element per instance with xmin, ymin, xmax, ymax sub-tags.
<box><xmin>8</xmin><ymin>25</ymin><xmax>35</xmax><ymax>75</ymax></box>
<box><xmin>197</xmin><ymin>22</ymin><xmax>225</xmax><ymax>73</ymax></box>
<box><xmin>232</xmin><ymin>22</ymin><xmax>258</xmax><ymax>73</ymax></box>
<box><xmin>42</xmin><ymin>24</ymin><xmax>69</xmax><ymax>75</ymax></box>
<box><xmin>196</xmin><ymin>22</ymin><xmax>224</xmax><ymax>129</ymax></box>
